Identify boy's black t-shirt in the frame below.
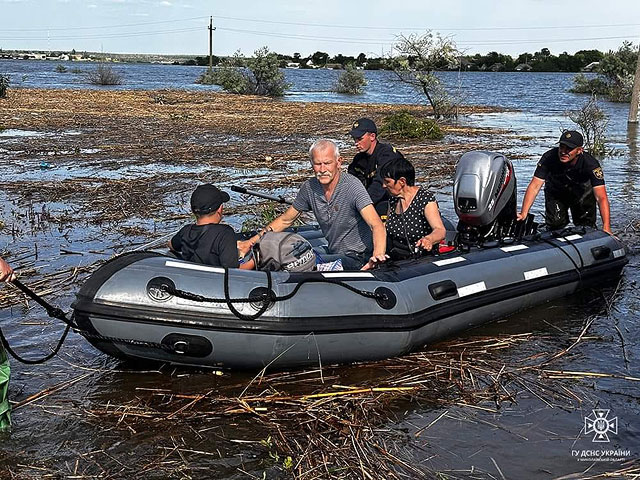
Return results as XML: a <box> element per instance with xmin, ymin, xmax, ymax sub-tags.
<box><xmin>171</xmin><ymin>223</ymin><xmax>239</xmax><ymax>268</ymax></box>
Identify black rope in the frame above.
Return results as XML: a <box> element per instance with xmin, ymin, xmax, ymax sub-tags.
<box><xmin>163</xmin><ymin>273</ymin><xmax>385</xmax><ymax>321</ymax></box>
<box><xmin>0</xmin><ymin>324</ymin><xmax>71</xmax><ymax>365</ymax></box>
<box><xmin>542</xmin><ymin>235</ymin><xmax>583</xmax><ymax>286</ymax></box>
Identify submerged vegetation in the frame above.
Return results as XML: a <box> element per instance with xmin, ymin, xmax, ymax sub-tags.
<box><xmin>333</xmin><ymin>65</ymin><xmax>367</xmax><ymax>94</ymax></box>
<box><xmin>200</xmin><ymin>46</ymin><xmax>291</xmax><ymax>97</ymax></box>
<box><xmin>567</xmin><ymin>95</ymin><xmax>609</xmax><ymax>156</ymax></box>
<box><xmin>570</xmin><ymin>41</ymin><xmax>639</xmax><ymax>103</ymax></box>
<box><xmin>87</xmin><ymin>63</ymin><xmax>123</xmax><ymax>86</ymax></box>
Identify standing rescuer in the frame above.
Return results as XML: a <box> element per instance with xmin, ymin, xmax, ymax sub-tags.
<box><xmin>518</xmin><ymin>130</ymin><xmax>611</xmax><ymax>234</ymax></box>
<box><xmin>348</xmin><ymin>118</ymin><xmax>405</xmax><ymax>217</ymax></box>
<box><xmin>0</xmin><ymin>256</ymin><xmax>15</xmax><ymax>430</ymax></box>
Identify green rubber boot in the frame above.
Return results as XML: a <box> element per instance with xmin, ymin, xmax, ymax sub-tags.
<box><xmin>0</xmin><ymin>345</ymin><xmax>11</xmax><ymax>431</ymax></box>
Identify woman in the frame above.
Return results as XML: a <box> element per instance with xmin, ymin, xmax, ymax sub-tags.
<box><xmin>380</xmin><ymin>157</ymin><xmax>446</xmax><ymax>260</ymax></box>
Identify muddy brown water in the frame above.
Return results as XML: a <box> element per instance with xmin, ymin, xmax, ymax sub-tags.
<box><xmin>1</xmin><ymin>95</ymin><xmax>639</xmax><ymax>478</ymax></box>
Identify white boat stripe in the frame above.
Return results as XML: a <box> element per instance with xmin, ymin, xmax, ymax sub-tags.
<box><xmin>457</xmin><ymin>281</ymin><xmax>486</xmax><ymax>297</ymax></box>
<box><xmin>321</xmin><ymin>272</ymin><xmax>374</xmax><ymax>278</ymax></box>
<box><xmin>165</xmin><ymin>260</ymin><xmax>225</xmax><ymax>273</ymax></box>
<box><xmin>434</xmin><ymin>256</ymin><xmax>467</xmax><ymax>267</ymax></box>
<box><xmin>524</xmin><ymin>267</ymin><xmax>548</xmax><ymax>280</ymax></box>
<box><xmin>565</xmin><ymin>234</ymin><xmax>582</xmax><ymax>240</ymax></box>
<box><xmin>557</xmin><ymin>237</ymin><xmax>567</xmax><ymax>242</ymax></box>
<box><xmin>501</xmin><ymin>244</ymin><xmax>529</xmax><ymax>252</ymax></box>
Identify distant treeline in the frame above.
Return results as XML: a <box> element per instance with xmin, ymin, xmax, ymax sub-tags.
<box><xmin>180</xmin><ymin>48</ymin><xmax>607</xmax><ymax>72</ymax></box>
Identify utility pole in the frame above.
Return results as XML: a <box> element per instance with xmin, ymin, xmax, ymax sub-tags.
<box><xmin>628</xmin><ymin>44</ymin><xmax>640</xmax><ymax>123</ymax></box>
<box><xmin>208</xmin><ymin>16</ymin><xmax>216</xmax><ymax>72</ymax></box>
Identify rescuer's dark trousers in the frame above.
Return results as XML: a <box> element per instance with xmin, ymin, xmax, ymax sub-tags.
<box><xmin>544</xmin><ymin>183</ymin><xmax>596</xmax><ymax>231</ymax></box>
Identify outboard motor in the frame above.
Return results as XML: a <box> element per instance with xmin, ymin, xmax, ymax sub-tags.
<box><xmin>453</xmin><ymin>151</ymin><xmax>518</xmax><ymax>248</ymax></box>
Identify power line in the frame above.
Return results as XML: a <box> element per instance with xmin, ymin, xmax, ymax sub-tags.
<box><xmin>214</xmin><ymin>14</ymin><xmax>640</xmax><ymax>32</ymax></box>
<box><xmin>0</xmin><ymin>15</ymin><xmax>209</xmax><ymax>32</ymax></box>
<box><xmin>0</xmin><ymin>27</ymin><xmax>202</xmax><ymax>41</ymax></box>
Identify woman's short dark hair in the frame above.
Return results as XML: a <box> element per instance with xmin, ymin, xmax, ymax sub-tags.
<box><xmin>380</xmin><ymin>157</ymin><xmax>416</xmax><ymax>186</ymax></box>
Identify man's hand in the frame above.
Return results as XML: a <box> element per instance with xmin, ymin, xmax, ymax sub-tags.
<box><xmin>516</xmin><ymin>212</ymin><xmax>527</xmax><ymax>222</ymax></box>
<box><xmin>361</xmin><ymin>253</ymin><xmax>389</xmax><ymax>270</ymax></box>
<box><xmin>237</xmin><ymin>239</ymin><xmax>253</xmax><ymax>258</ymax></box>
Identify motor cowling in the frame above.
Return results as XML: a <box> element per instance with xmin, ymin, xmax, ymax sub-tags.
<box><xmin>453</xmin><ymin>151</ymin><xmax>517</xmax><ymax>244</ymax></box>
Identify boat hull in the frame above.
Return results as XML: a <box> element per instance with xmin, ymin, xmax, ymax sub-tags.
<box><xmin>72</xmin><ymin>228</ymin><xmax>627</xmax><ymax>369</ymax></box>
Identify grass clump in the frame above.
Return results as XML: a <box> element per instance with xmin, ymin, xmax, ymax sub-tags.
<box><xmin>380</xmin><ymin>111</ymin><xmax>443</xmax><ymax>140</ymax></box>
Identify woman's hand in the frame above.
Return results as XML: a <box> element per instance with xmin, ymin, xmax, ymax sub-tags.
<box><xmin>415</xmin><ymin>236</ymin><xmax>434</xmax><ymax>251</ymax></box>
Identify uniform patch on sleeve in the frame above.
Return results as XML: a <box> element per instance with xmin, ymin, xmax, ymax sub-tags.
<box><xmin>593</xmin><ymin>167</ymin><xmax>604</xmax><ymax>180</ymax></box>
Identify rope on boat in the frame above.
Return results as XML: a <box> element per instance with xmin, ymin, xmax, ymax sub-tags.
<box><xmin>162</xmin><ymin>268</ymin><xmax>387</xmax><ymax>321</ymax></box>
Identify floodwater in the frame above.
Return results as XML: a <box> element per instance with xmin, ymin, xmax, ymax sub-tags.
<box><xmin>0</xmin><ymin>62</ymin><xmax>639</xmax><ymax>478</ymax></box>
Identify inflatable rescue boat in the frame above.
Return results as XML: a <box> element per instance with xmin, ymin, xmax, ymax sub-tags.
<box><xmin>72</xmin><ymin>152</ymin><xmax>628</xmax><ymax>369</ymax></box>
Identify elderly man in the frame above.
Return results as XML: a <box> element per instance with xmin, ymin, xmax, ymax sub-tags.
<box><xmin>238</xmin><ymin>139</ymin><xmax>387</xmax><ymax>270</ymax></box>
<box><xmin>518</xmin><ymin>130</ymin><xmax>611</xmax><ymax>233</ymax></box>
<box><xmin>348</xmin><ymin>118</ymin><xmax>405</xmax><ymax>217</ymax></box>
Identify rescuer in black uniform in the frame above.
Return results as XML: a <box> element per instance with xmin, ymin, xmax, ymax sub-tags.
<box><xmin>518</xmin><ymin>130</ymin><xmax>611</xmax><ymax>233</ymax></box>
<box><xmin>348</xmin><ymin>118</ymin><xmax>405</xmax><ymax>217</ymax></box>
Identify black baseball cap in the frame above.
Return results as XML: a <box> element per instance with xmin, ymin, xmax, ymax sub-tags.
<box><xmin>349</xmin><ymin>118</ymin><xmax>377</xmax><ymax>137</ymax></box>
<box><xmin>190</xmin><ymin>184</ymin><xmax>230</xmax><ymax>214</ymax></box>
<box><xmin>559</xmin><ymin>130</ymin><xmax>584</xmax><ymax>149</ymax></box>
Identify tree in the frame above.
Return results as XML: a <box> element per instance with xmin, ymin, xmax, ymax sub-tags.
<box><xmin>311</xmin><ymin>51</ymin><xmax>329</xmax><ymax>67</ymax></box>
<box><xmin>391</xmin><ymin>31</ymin><xmax>460</xmax><ymax>119</ymax></box>
<box><xmin>356</xmin><ymin>53</ymin><xmax>367</xmax><ymax>66</ymax></box>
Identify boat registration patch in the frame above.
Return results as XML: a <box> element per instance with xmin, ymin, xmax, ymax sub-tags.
<box><xmin>501</xmin><ymin>244</ymin><xmax>528</xmax><ymax>252</ymax></box>
<box><xmin>613</xmin><ymin>248</ymin><xmax>626</xmax><ymax>258</ymax></box>
<box><xmin>524</xmin><ymin>267</ymin><xmax>548</xmax><ymax>280</ymax></box>
<box><xmin>165</xmin><ymin>260</ymin><xmax>225</xmax><ymax>274</ymax></box>
<box><xmin>457</xmin><ymin>281</ymin><xmax>486</xmax><ymax>297</ymax></box>
<box><xmin>434</xmin><ymin>256</ymin><xmax>467</xmax><ymax>267</ymax></box>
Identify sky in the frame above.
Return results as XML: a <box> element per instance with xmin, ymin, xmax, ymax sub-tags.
<box><xmin>0</xmin><ymin>0</ymin><xmax>639</xmax><ymax>58</ymax></box>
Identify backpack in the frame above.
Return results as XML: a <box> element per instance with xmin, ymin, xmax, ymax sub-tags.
<box><xmin>254</xmin><ymin>232</ymin><xmax>316</xmax><ymax>272</ymax></box>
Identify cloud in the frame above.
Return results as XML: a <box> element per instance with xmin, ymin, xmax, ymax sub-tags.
<box><xmin>160</xmin><ymin>0</ymin><xmax>172</xmax><ymax>5</ymax></box>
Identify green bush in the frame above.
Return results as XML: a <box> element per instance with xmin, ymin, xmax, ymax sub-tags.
<box><xmin>334</xmin><ymin>65</ymin><xmax>367</xmax><ymax>94</ymax></box>
<box><xmin>203</xmin><ymin>47</ymin><xmax>290</xmax><ymax>97</ymax></box>
<box><xmin>380</xmin><ymin>111</ymin><xmax>443</xmax><ymax>140</ymax></box>
<box><xmin>0</xmin><ymin>75</ymin><xmax>9</xmax><ymax>99</ymax></box>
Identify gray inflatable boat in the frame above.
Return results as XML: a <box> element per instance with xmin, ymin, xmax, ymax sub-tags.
<box><xmin>71</xmin><ymin>152</ymin><xmax>628</xmax><ymax>369</ymax></box>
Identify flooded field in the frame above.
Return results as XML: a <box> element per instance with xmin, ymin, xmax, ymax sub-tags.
<box><xmin>0</xmin><ymin>87</ymin><xmax>639</xmax><ymax>479</ymax></box>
